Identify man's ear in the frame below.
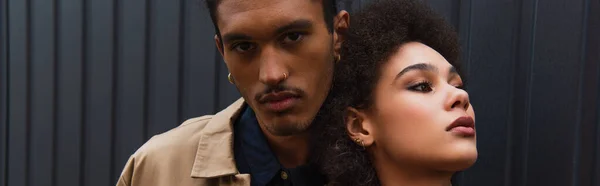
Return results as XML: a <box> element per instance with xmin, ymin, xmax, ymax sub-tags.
<box><xmin>345</xmin><ymin>107</ymin><xmax>375</xmax><ymax>147</ymax></box>
<box><xmin>215</xmin><ymin>34</ymin><xmax>224</xmax><ymax>56</ymax></box>
<box><xmin>332</xmin><ymin>10</ymin><xmax>349</xmax><ymax>57</ymax></box>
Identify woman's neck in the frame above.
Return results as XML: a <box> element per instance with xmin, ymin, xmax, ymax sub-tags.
<box><xmin>373</xmin><ymin>152</ymin><xmax>454</xmax><ymax>186</ymax></box>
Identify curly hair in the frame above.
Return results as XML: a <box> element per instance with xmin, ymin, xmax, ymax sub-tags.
<box><xmin>310</xmin><ymin>0</ymin><xmax>463</xmax><ymax>185</ymax></box>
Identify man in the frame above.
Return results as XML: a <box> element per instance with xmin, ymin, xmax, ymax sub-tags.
<box><xmin>116</xmin><ymin>0</ymin><xmax>349</xmax><ymax>185</ymax></box>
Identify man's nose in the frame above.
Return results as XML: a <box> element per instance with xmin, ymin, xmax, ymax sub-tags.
<box><xmin>258</xmin><ymin>47</ymin><xmax>289</xmax><ymax>86</ymax></box>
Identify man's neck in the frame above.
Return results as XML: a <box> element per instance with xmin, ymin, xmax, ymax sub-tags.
<box><xmin>263</xmin><ymin>130</ymin><xmax>310</xmax><ymax>168</ymax></box>
<box><xmin>373</xmin><ymin>152</ymin><xmax>453</xmax><ymax>186</ymax></box>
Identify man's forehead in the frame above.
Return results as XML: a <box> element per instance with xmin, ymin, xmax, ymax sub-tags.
<box><xmin>217</xmin><ymin>0</ymin><xmax>322</xmax><ymax>13</ymax></box>
<box><xmin>216</xmin><ymin>0</ymin><xmax>324</xmax><ymax>33</ymax></box>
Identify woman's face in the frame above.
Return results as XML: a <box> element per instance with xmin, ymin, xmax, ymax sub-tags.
<box><xmin>362</xmin><ymin>42</ymin><xmax>477</xmax><ymax>171</ymax></box>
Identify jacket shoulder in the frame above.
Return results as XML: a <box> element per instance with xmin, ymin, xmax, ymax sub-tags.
<box><xmin>135</xmin><ymin>114</ymin><xmax>214</xmax><ymax>157</ymax></box>
<box><xmin>116</xmin><ymin>115</ymin><xmax>216</xmax><ymax>186</ymax></box>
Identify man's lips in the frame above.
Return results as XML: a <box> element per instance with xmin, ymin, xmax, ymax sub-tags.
<box><xmin>258</xmin><ymin>91</ymin><xmax>300</xmax><ymax>112</ymax></box>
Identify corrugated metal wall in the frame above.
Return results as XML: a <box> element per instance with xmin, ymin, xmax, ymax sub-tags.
<box><xmin>1</xmin><ymin>0</ymin><xmax>599</xmax><ymax>186</ymax></box>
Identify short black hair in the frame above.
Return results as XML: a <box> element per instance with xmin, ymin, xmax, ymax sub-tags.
<box><xmin>204</xmin><ymin>0</ymin><xmax>338</xmax><ymax>39</ymax></box>
<box><xmin>310</xmin><ymin>0</ymin><xmax>462</xmax><ymax>185</ymax></box>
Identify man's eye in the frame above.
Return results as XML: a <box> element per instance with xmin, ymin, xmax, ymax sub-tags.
<box><xmin>232</xmin><ymin>42</ymin><xmax>255</xmax><ymax>52</ymax></box>
<box><xmin>282</xmin><ymin>32</ymin><xmax>304</xmax><ymax>44</ymax></box>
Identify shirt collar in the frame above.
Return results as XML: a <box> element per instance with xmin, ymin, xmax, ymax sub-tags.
<box><xmin>234</xmin><ymin>106</ymin><xmax>281</xmax><ymax>185</ymax></box>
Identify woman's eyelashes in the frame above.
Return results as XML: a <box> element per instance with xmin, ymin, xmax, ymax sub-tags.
<box><xmin>406</xmin><ymin>80</ymin><xmax>465</xmax><ymax>93</ymax></box>
<box><xmin>407</xmin><ymin>80</ymin><xmax>433</xmax><ymax>92</ymax></box>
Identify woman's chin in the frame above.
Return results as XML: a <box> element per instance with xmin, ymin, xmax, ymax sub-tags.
<box><xmin>438</xmin><ymin>147</ymin><xmax>478</xmax><ymax>171</ymax></box>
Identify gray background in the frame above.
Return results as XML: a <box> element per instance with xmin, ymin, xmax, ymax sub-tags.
<box><xmin>1</xmin><ymin>0</ymin><xmax>599</xmax><ymax>185</ymax></box>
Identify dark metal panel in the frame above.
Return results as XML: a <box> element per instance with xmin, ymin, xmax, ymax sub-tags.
<box><xmin>526</xmin><ymin>0</ymin><xmax>586</xmax><ymax>185</ymax></box>
<box><xmin>0</xmin><ymin>0</ymin><xmax>8</xmax><ymax>185</ymax></box>
<box><xmin>112</xmin><ymin>0</ymin><xmax>148</xmax><ymax>183</ymax></box>
<box><xmin>576</xmin><ymin>0</ymin><xmax>600</xmax><ymax>185</ymax></box>
<box><xmin>29</xmin><ymin>0</ymin><xmax>57</xmax><ymax>185</ymax></box>
<box><xmin>55</xmin><ymin>0</ymin><xmax>85</xmax><ymax>185</ymax></box>
<box><xmin>7</xmin><ymin>0</ymin><xmax>30</xmax><ymax>185</ymax></box>
<box><xmin>146</xmin><ymin>0</ymin><xmax>182</xmax><ymax>136</ymax></box>
<box><xmin>592</xmin><ymin>1</ymin><xmax>600</xmax><ymax>186</ymax></box>
<box><xmin>456</xmin><ymin>0</ymin><xmax>472</xmax><ymax>83</ymax></box>
<box><xmin>181</xmin><ymin>0</ymin><xmax>217</xmax><ymax>119</ymax></box>
<box><xmin>54</xmin><ymin>0</ymin><xmax>86</xmax><ymax>185</ymax></box>
<box><xmin>82</xmin><ymin>0</ymin><xmax>116</xmax><ymax>185</ymax></box>
<box><xmin>508</xmin><ymin>0</ymin><xmax>538</xmax><ymax>185</ymax></box>
<box><xmin>458</xmin><ymin>1</ymin><xmax>520</xmax><ymax>186</ymax></box>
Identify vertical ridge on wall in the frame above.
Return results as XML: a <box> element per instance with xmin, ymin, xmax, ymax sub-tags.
<box><xmin>573</xmin><ymin>0</ymin><xmax>591</xmax><ymax>184</ymax></box>
<box><xmin>0</xmin><ymin>0</ymin><xmax>8</xmax><ymax>184</ymax></box>
<box><xmin>176</xmin><ymin>0</ymin><xmax>186</xmax><ymax>124</ymax></box>
<box><xmin>591</xmin><ymin>49</ymin><xmax>600</xmax><ymax>185</ymax></box>
<box><xmin>508</xmin><ymin>0</ymin><xmax>536</xmax><ymax>185</ymax></box>
<box><xmin>7</xmin><ymin>0</ymin><xmax>32</xmax><ymax>185</ymax></box>
<box><xmin>56</xmin><ymin>0</ymin><xmax>85</xmax><ymax>184</ymax></box>
<box><xmin>83</xmin><ymin>0</ymin><xmax>116</xmax><ymax>185</ymax></box>
<box><xmin>112</xmin><ymin>0</ymin><xmax>148</xmax><ymax>183</ymax></box>
<box><xmin>528</xmin><ymin>0</ymin><xmax>586</xmax><ymax>184</ymax></box>
<box><xmin>29</xmin><ymin>0</ymin><xmax>57</xmax><ymax>185</ymax></box>
<box><xmin>503</xmin><ymin>1</ymin><xmax>524</xmax><ymax>185</ymax></box>
<box><xmin>523</xmin><ymin>0</ymin><xmax>538</xmax><ymax>184</ymax></box>
<box><xmin>463</xmin><ymin>0</ymin><xmax>472</xmax><ymax>83</ymax></box>
<box><xmin>146</xmin><ymin>0</ymin><xmax>182</xmax><ymax>137</ymax></box>
<box><xmin>142</xmin><ymin>0</ymin><xmax>151</xmax><ymax>142</ymax></box>
<box><xmin>51</xmin><ymin>0</ymin><xmax>59</xmax><ymax>184</ymax></box>
<box><xmin>78</xmin><ymin>0</ymin><xmax>88</xmax><ymax>185</ymax></box>
<box><xmin>183</xmin><ymin>0</ymin><xmax>217</xmax><ymax>120</ymax></box>
<box><xmin>109</xmin><ymin>0</ymin><xmax>120</xmax><ymax>183</ymax></box>
<box><xmin>588</xmin><ymin>0</ymin><xmax>600</xmax><ymax>185</ymax></box>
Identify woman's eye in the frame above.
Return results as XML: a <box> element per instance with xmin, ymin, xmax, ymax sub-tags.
<box><xmin>282</xmin><ymin>32</ymin><xmax>304</xmax><ymax>44</ymax></box>
<box><xmin>408</xmin><ymin>81</ymin><xmax>433</xmax><ymax>92</ymax></box>
<box><xmin>232</xmin><ymin>42</ymin><xmax>256</xmax><ymax>52</ymax></box>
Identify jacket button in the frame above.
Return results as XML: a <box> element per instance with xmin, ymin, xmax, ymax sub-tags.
<box><xmin>281</xmin><ymin>171</ymin><xmax>288</xmax><ymax>180</ymax></box>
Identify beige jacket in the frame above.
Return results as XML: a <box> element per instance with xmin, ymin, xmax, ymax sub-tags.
<box><xmin>116</xmin><ymin>98</ymin><xmax>251</xmax><ymax>186</ymax></box>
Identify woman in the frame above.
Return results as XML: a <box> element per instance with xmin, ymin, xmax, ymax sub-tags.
<box><xmin>311</xmin><ymin>0</ymin><xmax>477</xmax><ymax>185</ymax></box>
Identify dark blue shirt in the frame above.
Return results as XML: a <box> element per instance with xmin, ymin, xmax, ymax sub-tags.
<box><xmin>233</xmin><ymin>106</ymin><xmax>325</xmax><ymax>186</ymax></box>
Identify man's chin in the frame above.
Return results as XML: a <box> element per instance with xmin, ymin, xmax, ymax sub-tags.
<box><xmin>261</xmin><ymin>117</ymin><xmax>313</xmax><ymax>137</ymax></box>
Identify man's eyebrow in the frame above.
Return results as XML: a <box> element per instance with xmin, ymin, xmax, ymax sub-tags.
<box><xmin>221</xmin><ymin>20</ymin><xmax>312</xmax><ymax>44</ymax></box>
<box><xmin>222</xmin><ymin>33</ymin><xmax>253</xmax><ymax>44</ymax></box>
<box><xmin>275</xmin><ymin>19</ymin><xmax>313</xmax><ymax>35</ymax></box>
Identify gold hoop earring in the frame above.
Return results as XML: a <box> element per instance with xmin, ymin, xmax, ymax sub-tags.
<box><xmin>334</xmin><ymin>54</ymin><xmax>341</xmax><ymax>63</ymax></box>
<box><xmin>283</xmin><ymin>72</ymin><xmax>288</xmax><ymax>80</ymax></box>
<box><xmin>228</xmin><ymin>73</ymin><xmax>234</xmax><ymax>84</ymax></box>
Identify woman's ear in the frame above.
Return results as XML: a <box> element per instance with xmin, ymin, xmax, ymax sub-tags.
<box><xmin>345</xmin><ymin>107</ymin><xmax>375</xmax><ymax>147</ymax></box>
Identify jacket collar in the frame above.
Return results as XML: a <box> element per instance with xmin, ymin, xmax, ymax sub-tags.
<box><xmin>191</xmin><ymin>98</ymin><xmax>246</xmax><ymax>178</ymax></box>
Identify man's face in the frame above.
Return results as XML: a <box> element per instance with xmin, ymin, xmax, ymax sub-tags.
<box><xmin>215</xmin><ymin>0</ymin><xmax>346</xmax><ymax>136</ymax></box>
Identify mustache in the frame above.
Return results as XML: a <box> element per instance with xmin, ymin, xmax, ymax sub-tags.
<box><xmin>255</xmin><ymin>84</ymin><xmax>305</xmax><ymax>103</ymax></box>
